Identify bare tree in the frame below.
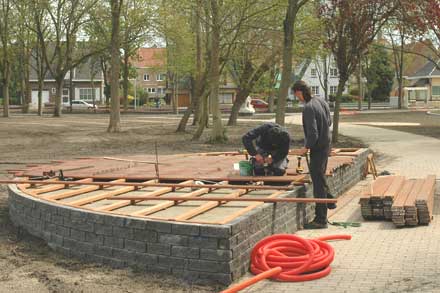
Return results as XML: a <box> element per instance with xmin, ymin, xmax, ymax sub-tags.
<box><xmin>276</xmin><ymin>0</ymin><xmax>309</xmax><ymax>126</ymax></box>
<box><xmin>108</xmin><ymin>0</ymin><xmax>123</xmax><ymax>132</ymax></box>
<box><xmin>320</xmin><ymin>0</ymin><xmax>397</xmax><ymax>142</ymax></box>
<box><xmin>0</xmin><ymin>0</ymin><xmax>12</xmax><ymax>117</ymax></box>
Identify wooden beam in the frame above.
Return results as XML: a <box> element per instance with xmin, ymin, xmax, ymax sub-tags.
<box><xmin>45</xmin><ymin>179</ymin><xmax>126</xmax><ymax>201</ymax></box>
<box><xmin>68</xmin><ymin>180</ymin><xmax>193</xmax><ymax>207</ymax></box>
<box><xmin>173</xmin><ymin>189</ymin><xmax>248</xmax><ymax>221</ymax></box>
<box><xmin>216</xmin><ymin>191</ymin><xmax>286</xmax><ymax>224</ymax></box>
<box><xmin>33</xmin><ymin>178</ymin><xmax>93</xmax><ymax>195</ymax></box>
<box><xmin>0</xmin><ymin>179</ymin><xmax>296</xmax><ymax>190</ymax></box>
<box><xmin>129</xmin><ymin>181</ymin><xmax>228</xmax><ymax>217</ymax></box>
<box><xmin>110</xmin><ymin>195</ymin><xmax>337</xmax><ymax>204</ymax></box>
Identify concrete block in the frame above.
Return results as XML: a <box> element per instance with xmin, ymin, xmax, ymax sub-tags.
<box><xmin>158</xmin><ymin>255</ymin><xmax>186</xmax><ymax>269</ymax></box>
<box><xmin>188</xmin><ymin>236</ymin><xmax>218</xmax><ymax>249</ymax></box>
<box><xmin>103</xmin><ymin>236</ymin><xmax>124</xmax><ymax>249</ymax></box>
<box><xmin>158</xmin><ymin>234</ymin><xmax>188</xmax><ymax>246</ymax></box>
<box><xmin>85</xmin><ymin>232</ymin><xmax>104</xmax><ymax>245</ymax></box>
<box><xmin>104</xmin><ymin>215</ymin><xmax>126</xmax><ymax>227</ymax></box>
<box><xmin>200</xmin><ymin>249</ymin><xmax>232</xmax><ymax>262</ymax></box>
<box><xmin>95</xmin><ymin>223</ymin><xmax>113</xmax><ymax>236</ymax></box>
<box><xmin>112</xmin><ymin>248</ymin><xmax>137</xmax><ymax>265</ymax></box>
<box><xmin>94</xmin><ymin>245</ymin><xmax>113</xmax><ymax>258</ymax></box>
<box><xmin>171</xmin><ymin>223</ymin><xmax>200</xmax><ymax>236</ymax></box>
<box><xmin>148</xmin><ymin>243</ymin><xmax>171</xmax><ymax>255</ymax></box>
<box><xmin>198</xmin><ymin>272</ymin><xmax>232</xmax><ymax>285</ymax></box>
<box><xmin>113</xmin><ymin>226</ymin><xmax>133</xmax><ymax>239</ymax></box>
<box><xmin>188</xmin><ymin>259</ymin><xmax>230</xmax><ymax>273</ymax></box>
<box><xmin>147</xmin><ymin>221</ymin><xmax>172</xmax><ymax>233</ymax></box>
<box><xmin>200</xmin><ymin>225</ymin><xmax>231</xmax><ymax>238</ymax></box>
<box><xmin>171</xmin><ymin>246</ymin><xmax>199</xmax><ymax>259</ymax></box>
<box><xmin>51</xmin><ymin>214</ymin><xmax>64</xmax><ymax>225</ymax></box>
<box><xmin>132</xmin><ymin>229</ymin><xmax>157</xmax><ymax>242</ymax></box>
<box><xmin>70</xmin><ymin>229</ymin><xmax>86</xmax><ymax>242</ymax></box>
<box><xmin>125</xmin><ymin>218</ymin><xmax>147</xmax><ymax>229</ymax></box>
<box><xmin>125</xmin><ymin>239</ymin><xmax>147</xmax><ymax>253</ymax></box>
<box><xmin>134</xmin><ymin>252</ymin><xmax>157</xmax><ymax>266</ymax></box>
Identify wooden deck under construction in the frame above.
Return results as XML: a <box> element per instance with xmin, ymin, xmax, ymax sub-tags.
<box><xmin>8</xmin><ymin>148</ymin><xmax>365</xmax><ymax>225</ymax></box>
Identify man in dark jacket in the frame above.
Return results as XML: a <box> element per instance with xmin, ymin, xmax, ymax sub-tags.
<box><xmin>293</xmin><ymin>80</ymin><xmax>336</xmax><ymax>229</ymax></box>
<box><xmin>242</xmin><ymin>123</ymin><xmax>291</xmax><ymax>176</ymax></box>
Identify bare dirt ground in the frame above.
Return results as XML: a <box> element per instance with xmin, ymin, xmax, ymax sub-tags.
<box><xmin>340</xmin><ymin>110</ymin><xmax>440</xmax><ymax>139</ymax></box>
<box><xmin>0</xmin><ymin>113</ymin><xmax>364</xmax><ymax>293</ymax></box>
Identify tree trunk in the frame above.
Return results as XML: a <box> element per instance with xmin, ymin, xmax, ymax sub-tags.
<box><xmin>227</xmin><ymin>90</ymin><xmax>248</xmax><ymax>126</ymax></box>
<box><xmin>54</xmin><ymin>79</ymin><xmax>63</xmax><ymax>117</ymax></box>
<box><xmin>332</xmin><ymin>77</ymin><xmax>348</xmax><ymax>143</ymax></box>
<box><xmin>69</xmin><ymin>68</ymin><xmax>74</xmax><ymax>113</ymax></box>
<box><xmin>2</xmin><ymin>64</ymin><xmax>10</xmax><ymax>117</ymax></box>
<box><xmin>108</xmin><ymin>0</ymin><xmax>122</xmax><ymax>133</ymax></box>
<box><xmin>276</xmin><ymin>0</ymin><xmax>297</xmax><ymax>126</ymax></box>
<box><xmin>192</xmin><ymin>93</ymin><xmax>209</xmax><ymax>140</ymax></box>
<box><xmin>398</xmin><ymin>36</ymin><xmax>404</xmax><ymax>109</ymax></box>
<box><xmin>122</xmin><ymin>50</ymin><xmax>129</xmax><ymax>111</ymax></box>
<box><xmin>357</xmin><ymin>57</ymin><xmax>362</xmax><ymax>111</ymax></box>
<box><xmin>208</xmin><ymin>0</ymin><xmax>225</xmax><ymax>142</ymax></box>
<box><xmin>38</xmin><ymin>78</ymin><xmax>44</xmax><ymax>116</ymax></box>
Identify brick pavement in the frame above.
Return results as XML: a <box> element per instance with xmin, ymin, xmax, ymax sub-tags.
<box><xmin>235</xmin><ymin>122</ymin><xmax>440</xmax><ymax>293</ymax></box>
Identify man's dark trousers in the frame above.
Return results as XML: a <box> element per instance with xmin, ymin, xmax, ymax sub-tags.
<box><xmin>309</xmin><ymin>145</ymin><xmax>331</xmax><ymax>224</ymax></box>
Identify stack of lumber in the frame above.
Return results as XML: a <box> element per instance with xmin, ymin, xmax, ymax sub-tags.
<box><xmin>359</xmin><ymin>175</ymin><xmax>436</xmax><ymax>227</ymax></box>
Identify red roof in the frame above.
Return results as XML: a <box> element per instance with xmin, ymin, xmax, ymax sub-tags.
<box><xmin>132</xmin><ymin>48</ymin><xmax>166</xmax><ymax>68</ymax></box>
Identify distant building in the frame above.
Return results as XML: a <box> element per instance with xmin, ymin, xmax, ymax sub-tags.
<box><xmin>132</xmin><ymin>47</ymin><xmax>238</xmax><ymax>107</ymax></box>
<box><xmin>297</xmin><ymin>55</ymin><xmax>348</xmax><ymax>100</ymax></box>
<box><xmin>405</xmin><ymin>60</ymin><xmax>440</xmax><ymax>106</ymax></box>
<box><xmin>29</xmin><ymin>58</ymin><xmax>104</xmax><ymax>109</ymax></box>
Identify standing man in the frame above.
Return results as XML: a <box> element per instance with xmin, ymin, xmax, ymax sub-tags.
<box><xmin>293</xmin><ymin>80</ymin><xmax>336</xmax><ymax>229</ymax></box>
<box><xmin>242</xmin><ymin>122</ymin><xmax>291</xmax><ymax>176</ymax></box>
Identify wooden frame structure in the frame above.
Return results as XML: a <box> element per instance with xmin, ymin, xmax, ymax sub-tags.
<box><xmin>6</xmin><ymin>177</ymin><xmax>334</xmax><ymax>225</ymax></box>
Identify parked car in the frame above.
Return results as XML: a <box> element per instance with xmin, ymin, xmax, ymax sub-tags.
<box><xmin>64</xmin><ymin>100</ymin><xmax>98</xmax><ymax>110</ymax></box>
<box><xmin>250</xmin><ymin>98</ymin><xmax>269</xmax><ymax>110</ymax></box>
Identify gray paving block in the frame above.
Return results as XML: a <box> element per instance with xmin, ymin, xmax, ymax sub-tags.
<box><xmin>70</xmin><ymin>229</ymin><xmax>86</xmax><ymax>241</ymax></box>
<box><xmin>103</xmin><ymin>236</ymin><xmax>124</xmax><ymax>249</ymax></box>
<box><xmin>200</xmin><ymin>225</ymin><xmax>231</xmax><ymax>238</ymax></box>
<box><xmin>85</xmin><ymin>232</ymin><xmax>104</xmax><ymax>245</ymax></box>
<box><xmin>188</xmin><ymin>259</ymin><xmax>231</xmax><ymax>273</ymax></box>
<box><xmin>188</xmin><ymin>236</ymin><xmax>218</xmax><ymax>249</ymax></box>
<box><xmin>125</xmin><ymin>239</ymin><xmax>147</xmax><ymax>253</ymax></box>
<box><xmin>171</xmin><ymin>246</ymin><xmax>199</xmax><ymax>259</ymax></box>
<box><xmin>158</xmin><ymin>255</ymin><xmax>186</xmax><ymax>269</ymax></box>
<box><xmin>158</xmin><ymin>234</ymin><xmax>188</xmax><ymax>246</ymax></box>
<box><xmin>148</xmin><ymin>243</ymin><xmax>171</xmax><ymax>255</ymax></box>
<box><xmin>134</xmin><ymin>252</ymin><xmax>157</xmax><ymax>266</ymax></box>
<box><xmin>171</xmin><ymin>223</ymin><xmax>200</xmax><ymax>236</ymax></box>
<box><xmin>94</xmin><ymin>223</ymin><xmax>113</xmax><ymax>236</ymax></box>
<box><xmin>147</xmin><ymin>221</ymin><xmax>172</xmax><ymax>233</ymax></box>
<box><xmin>113</xmin><ymin>226</ymin><xmax>133</xmax><ymax>239</ymax></box>
<box><xmin>200</xmin><ymin>249</ymin><xmax>232</xmax><ymax>261</ymax></box>
<box><xmin>132</xmin><ymin>229</ymin><xmax>157</xmax><ymax>242</ymax></box>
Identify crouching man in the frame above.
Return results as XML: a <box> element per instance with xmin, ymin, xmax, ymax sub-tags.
<box><xmin>242</xmin><ymin>122</ymin><xmax>291</xmax><ymax>176</ymax></box>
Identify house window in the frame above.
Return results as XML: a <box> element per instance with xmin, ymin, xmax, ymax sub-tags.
<box><xmin>51</xmin><ymin>88</ymin><xmax>56</xmax><ymax>94</ymax></box>
<box><xmin>310</xmin><ymin>68</ymin><xmax>317</xmax><ymax>77</ymax></box>
<box><xmin>311</xmin><ymin>86</ymin><xmax>319</xmax><ymax>95</ymax></box>
<box><xmin>143</xmin><ymin>74</ymin><xmax>150</xmax><ymax>81</ymax></box>
<box><xmin>156</xmin><ymin>74</ymin><xmax>165</xmax><ymax>81</ymax></box>
<box><xmin>432</xmin><ymin>86</ymin><xmax>440</xmax><ymax>96</ymax></box>
<box><xmin>147</xmin><ymin>88</ymin><xmax>156</xmax><ymax>93</ymax></box>
<box><xmin>330</xmin><ymin>68</ymin><xmax>338</xmax><ymax>77</ymax></box>
<box><xmin>79</xmin><ymin>88</ymin><xmax>94</xmax><ymax>100</ymax></box>
<box><xmin>330</xmin><ymin>86</ymin><xmax>338</xmax><ymax>95</ymax></box>
<box><xmin>157</xmin><ymin>87</ymin><xmax>165</xmax><ymax>94</ymax></box>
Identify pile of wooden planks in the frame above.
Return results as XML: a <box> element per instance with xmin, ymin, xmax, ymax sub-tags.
<box><xmin>359</xmin><ymin>175</ymin><xmax>436</xmax><ymax>227</ymax></box>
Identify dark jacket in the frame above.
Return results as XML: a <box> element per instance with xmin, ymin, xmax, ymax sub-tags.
<box><xmin>302</xmin><ymin>97</ymin><xmax>332</xmax><ymax>150</ymax></box>
<box><xmin>242</xmin><ymin>122</ymin><xmax>290</xmax><ymax>163</ymax></box>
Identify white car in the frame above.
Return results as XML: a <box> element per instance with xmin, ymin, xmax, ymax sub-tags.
<box><xmin>64</xmin><ymin>100</ymin><xmax>98</xmax><ymax>110</ymax></box>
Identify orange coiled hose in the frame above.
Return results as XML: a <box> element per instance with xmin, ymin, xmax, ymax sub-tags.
<box><xmin>221</xmin><ymin>234</ymin><xmax>351</xmax><ymax>293</ymax></box>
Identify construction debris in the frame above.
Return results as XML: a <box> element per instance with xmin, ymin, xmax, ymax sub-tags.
<box><xmin>360</xmin><ymin>175</ymin><xmax>436</xmax><ymax>227</ymax></box>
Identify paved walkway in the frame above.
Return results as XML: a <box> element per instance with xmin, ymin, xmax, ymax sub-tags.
<box><xmin>236</xmin><ymin>122</ymin><xmax>440</xmax><ymax>293</ymax></box>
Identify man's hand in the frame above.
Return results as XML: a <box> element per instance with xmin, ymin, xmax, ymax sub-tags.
<box><xmin>255</xmin><ymin>154</ymin><xmax>264</xmax><ymax>164</ymax></box>
<box><xmin>265</xmin><ymin>155</ymin><xmax>273</xmax><ymax>165</ymax></box>
<box><xmin>300</xmin><ymin>147</ymin><xmax>309</xmax><ymax>156</ymax></box>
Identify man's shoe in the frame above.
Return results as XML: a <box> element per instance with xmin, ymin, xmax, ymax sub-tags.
<box><xmin>327</xmin><ymin>194</ymin><xmax>337</xmax><ymax>209</ymax></box>
<box><xmin>303</xmin><ymin>221</ymin><xmax>328</xmax><ymax>229</ymax></box>
<box><xmin>327</xmin><ymin>203</ymin><xmax>337</xmax><ymax>209</ymax></box>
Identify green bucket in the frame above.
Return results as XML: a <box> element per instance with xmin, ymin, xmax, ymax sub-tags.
<box><xmin>239</xmin><ymin>160</ymin><xmax>253</xmax><ymax>176</ymax></box>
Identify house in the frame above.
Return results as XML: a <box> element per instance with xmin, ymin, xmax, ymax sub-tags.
<box><xmin>132</xmin><ymin>48</ymin><xmax>238</xmax><ymax>107</ymax></box>
<box><xmin>29</xmin><ymin>58</ymin><xmax>104</xmax><ymax>109</ymax></box>
<box><xmin>297</xmin><ymin>55</ymin><xmax>348</xmax><ymax>100</ymax></box>
<box><xmin>404</xmin><ymin>60</ymin><xmax>440</xmax><ymax>107</ymax></box>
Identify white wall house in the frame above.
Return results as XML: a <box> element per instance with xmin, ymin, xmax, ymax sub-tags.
<box><xmin>291</xmin><ymin>55</ymin><xmax>348</xmax><ymax>100</ymax></box>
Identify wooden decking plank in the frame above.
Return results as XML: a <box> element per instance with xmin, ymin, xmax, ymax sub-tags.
<box><xmin>372</xmin><ymin>176</ymin><xmax>394</xmax><ymax>197</ymax></box>
<box><xmin>383</xmin><ymin>176</ymin><xmax>406</xmax><ymax>199</ymax></box>
<box><xmin>44</xmin><ymin>179</ymin><xmax>126</xmax><ymax>200</ymax></box>
<box><xmin>33</xmin><ymin>178</ymin><xmax>93</xmax><ymax>195</ymax></box>
<box><xmin>393</xmin><ymin>180</ymin><xmax>415</xmax><ymax>207</ymax></box>
<box><xmin>173</xmin><ymin>189</ymin><xmax>248</xmax><ymax>221</ymax></box>
<box><xmin>404</xmin><ymin>179</ymin><xmax>424</xmax><ymax>207</ymax></box>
